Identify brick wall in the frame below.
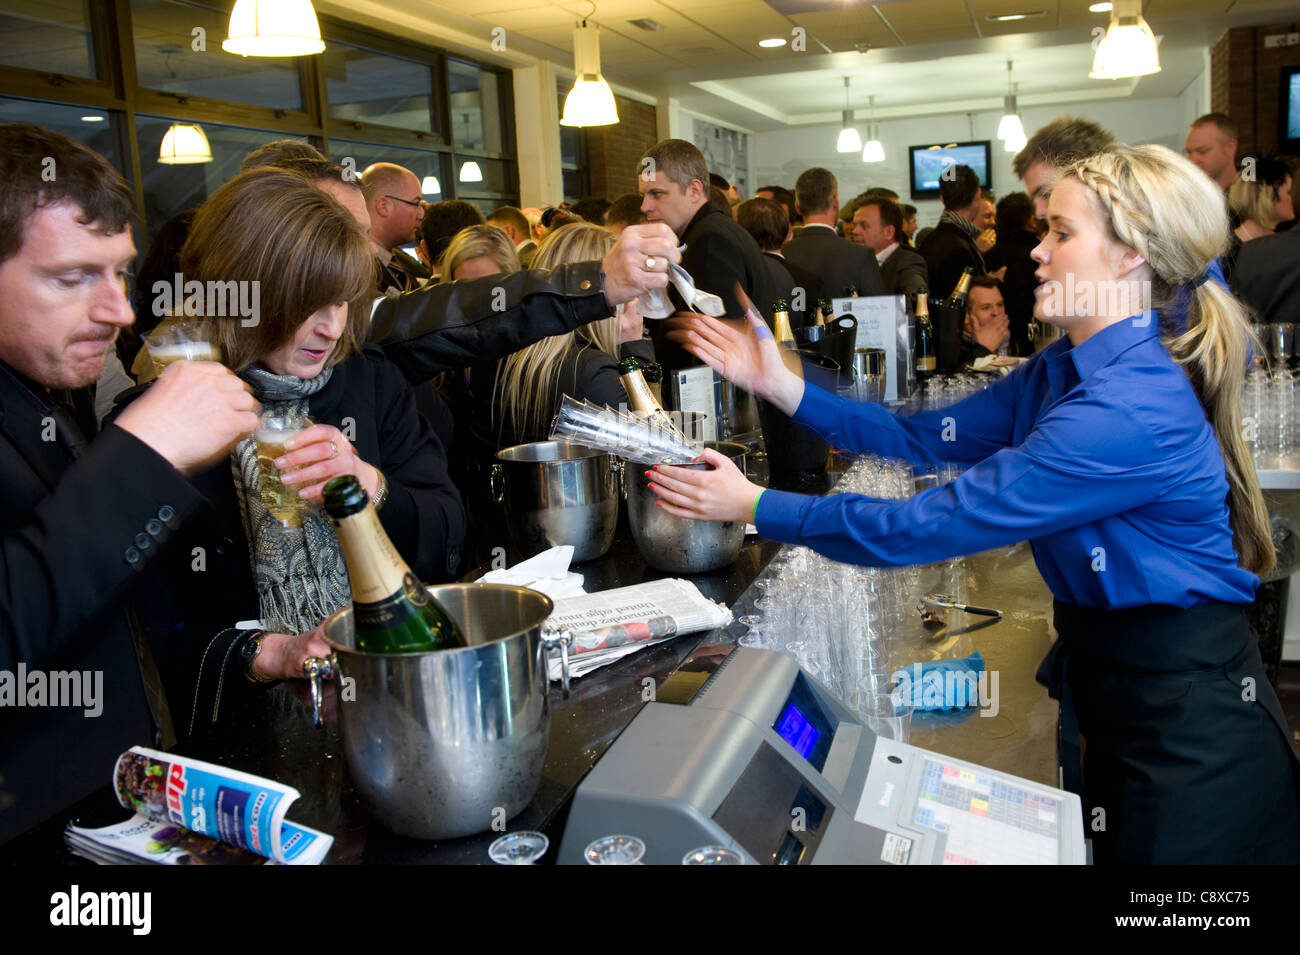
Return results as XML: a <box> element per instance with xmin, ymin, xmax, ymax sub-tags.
<box><xmin>1211</xmin><ymin>22</ymin><xmax>1300</xmax><ymax>157</ymax></box>
<box><xmin>583</xmin><ymin>95</ymin><xmax>659</xmax><ymax>200</ymax></box>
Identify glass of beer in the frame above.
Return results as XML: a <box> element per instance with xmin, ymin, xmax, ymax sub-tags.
<box><xmin>142</xmin><ymin>321</ymin><xmax>222</xmax><ymax>378</ymax></box>
<box><xmin>254</xmin><ymin>410</ymin><xmax>313</xmax><ymax>528</ymax></box>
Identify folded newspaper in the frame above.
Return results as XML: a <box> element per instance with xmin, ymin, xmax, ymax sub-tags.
<box><xmin>545</xmin><ymin>578</ymin><xmax>732</xmax><ymax>681</ymax></box>
<box><xmin>64</xmin><ymin>747</ymin><xmax>333</xmax><ymax>865</ymax></box>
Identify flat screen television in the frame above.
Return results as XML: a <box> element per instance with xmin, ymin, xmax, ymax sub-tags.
<box><xmin>1281</xmin><ymin>66</ymin><xmax>1300</xmax><ymax>153</ymax></box>
<box><xmin>908</xmin><ymin>140</ymin><xmax>992</xmax><ymax>199</ymax></box>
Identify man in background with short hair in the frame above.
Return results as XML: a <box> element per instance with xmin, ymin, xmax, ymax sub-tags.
<box><xmin>604</xmin><ymin>193</ymin><xmax>647</xmax><ymax>235</ymax></box>
<box><xmin>1186</xmin><ymin>113</ymin><xmax>1240</xmax><ymax>192</ymax></box>
<box><xmin>1012</xmin><ymin>114</ymin><xmax>1116</xmax><ymax>220</ymax></box>
<box><xmin>486</xmin><ymin>205</ymin><xmax>537</xmax><ymax>267</ymax></box>
<box><xmin>736</xmin><ymin>197</ymin><xmax>823</xmax><ymax>329</ymax></box>
<box><xmin>852</xmin><ymin>197</ymin><xmax>928</xmax><ymax>299</ymax></box>
<box><xmin>918</xmin><ymin>164</ymin><xmax>986</xmax><ymax>298</ymax></box>
<box><xmin>782</xmin><ymin>167</ymin><xmax>883</xmax><ymax>300</ymax></box>
<box><xmin>361</xmin><ymin>162</ymin><xmax>431</xmax><ymax>293</ymax></box>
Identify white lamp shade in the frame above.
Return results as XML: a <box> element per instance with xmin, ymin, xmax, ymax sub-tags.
<box><xmin>1089</xmin><ymin>20</ymin><xmax>1160</xmax><ymax>78</ymax></box>
<box><xmin>223</xmin><ymin>0</ymin><xmax>325</xmax><ymax>57</ymax></box>
<box><xmin>837</xmin><ymin>126</ymin><xmax>862</xmax><ymax>153</ymax></box>
<box><xmin>458</xmin><ymin>161</ymin><xmax>483</xmax><ymax>183</ymax></box>
<box><xmin>158</xmin><ymin>123</ymin><xmax>212</xmax><ymax>164</ymax></box>
<box><xmin>997</xmin><ymin>112</ymin><xmax>1025</xmax><ymax>142</ymax></box>
<box><xmin>421</xmin><ymin>175</ymin><xmax>441</xmax><ymax>194</ymax></box>
<box><xmin>1004</xmin><ymin>131</ymin><xmax>1028</xmax><ymax>153</ymax></box>
<box><xmin>561</xmin><ymin>75</ymin><xmax>619</xmax><ymax>127</ymax></box>
<box><xmin>862</xmin><ymin>140</ymin><xmax>885</xmax><ymax>163</ymax></box>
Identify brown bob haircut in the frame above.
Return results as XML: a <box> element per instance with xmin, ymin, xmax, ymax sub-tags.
<box><xmin>180</xmin><ymin>167</ymin><xmax>375</xmax><ymax>372</ymax></box>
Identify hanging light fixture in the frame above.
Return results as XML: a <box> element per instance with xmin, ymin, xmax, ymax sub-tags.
<box><xmin>561</xmin><ymin>16</ymin><xmax>619</xmax><ymax>127</ymax></box>
<box><xmin>421</xmin><ymin>175</ymin><xmax>441</xmax><ymax>194</ymax></box>
<box><xmin>158</xmin><ymin>123</ymin><xmax>212</xmax><ymax>164</ymax></box>
<box><xmin>861</xmin><ymin>96</ymin><xmax>885</xmax><ymax>163</ymax></box>
<box><xmin>837</xmin><ymin>77</ymin><xmax>861</xmax><ymax>153</ymax></box>
<box><xmin>997</xmin><ymin>61</ymin><xmax>1026</xmax><ymax>145</ymax></box>
<box><xmin>223</xmin><ymin>0</ymin><xmax>325</xmax><ymax>57</ymax></box>
<box><xmin>459</xmin><ymin>161</ymin><xmax>483</xmax><ymax>183</ymax></box>
<box><xmin>1089</xmin><ymin>0</ymin><xmax>1160</xmax><ymax>79</ymax></box>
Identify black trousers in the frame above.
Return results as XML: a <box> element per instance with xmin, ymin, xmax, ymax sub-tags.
<box><xmin>1039</xmin><ymin>601</ymin><xmax>1300</xmax><ymax>864</ymax></box>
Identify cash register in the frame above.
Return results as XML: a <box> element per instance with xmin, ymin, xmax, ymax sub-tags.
<box><xmin>557</xmin><ymin>646</ymin><xmax>1086</xmax><ymax>865</ymax></box>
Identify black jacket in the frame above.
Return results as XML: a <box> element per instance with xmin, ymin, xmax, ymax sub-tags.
<box><xmin>655</xmin><ymin>204</ymin><xmax>776</xmax><ymax>370</ymax></box>
<box><xmin>377</xmin><ymin>247</ymin><xmax>431</xmax><ymax>295</ymax></box>
<box><xmin>0</xmin><ymin>362</ymin><xmax>205</xmax><ymax>845</ymax></box>
<box><xmin>761</xmin><ymin>252</ymin><xmax>823</xmax><ymax>329</ymax></box>
<box><xmin>1232</xmin><ymin>227</ymin><xmax>1300</xmax><ymax>322</ymax></box>
<box><xmin>982</xmin><ymin>229</ymin><xmax>1039</xmax><ymax>350</ymax></box>
<box><xmin>878</xmin><ymin>245</ymin><xmax>929</xmax><ymax>299</ymax></box>
<box><xmin>919</xmin><ymin>219</ymin><xmax>986</xmax><ymax>300</ymax></box>
<box><xmin>781</xmin><ymin>224</ymin><xmax>885</xmax><ymax>300</ymax></box>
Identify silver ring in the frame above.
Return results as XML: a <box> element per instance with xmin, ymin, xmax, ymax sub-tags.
<box><xmin>645</xmin><ymin>256</ymin><xmax>657</xmax><ymax>271</ymax></box>
<box><xmin>329</xmin><ymin>441</ymin><xmax>339</xmax><ymax>459</ymax></box>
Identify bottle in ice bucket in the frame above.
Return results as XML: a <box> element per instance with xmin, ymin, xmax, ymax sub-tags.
<box><xmin>322</xmin><ymin>475</ymin><xmax>469</xmax><ymax>653</ymax></box>
<box><xmin>771</xmin><ymin>299</ymin><xmax>796</xmax><ymax>346</ymax></box>
<box><xmin>618</xmin><ymin>355</ymin><xmax>689</xmax><ymax>440</ymax></box>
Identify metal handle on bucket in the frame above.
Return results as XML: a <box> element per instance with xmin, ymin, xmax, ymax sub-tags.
<box><xmin>609</xmin><ymin>456</ymin><xmax>624</xmax><ymax>498</ymax></box>
<box><xmin>303</xmin><ymin>653</ymin><xmax>338</xmax><ymax>727</ymax></box>
<box><xmin>540</xmin><ymin>628</ymin><xmax>574</xmax><ymax>696</ymax></box>
<box><xmin>489</xmin><ymin>462</ymin><xmax>505</xmax><ymax>503</ymax></box>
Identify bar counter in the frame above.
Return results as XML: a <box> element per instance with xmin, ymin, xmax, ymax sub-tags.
<box><xmin>1</xmin><ymin>519</ymin><xmax>1061</xmax><ymax>865</ymax></box>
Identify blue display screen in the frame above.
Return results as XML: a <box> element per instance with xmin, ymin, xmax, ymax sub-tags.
<box><xmin>775</xmin><ymin>703</ymin><xmax>819</xmax><ymax>760</ymax></box>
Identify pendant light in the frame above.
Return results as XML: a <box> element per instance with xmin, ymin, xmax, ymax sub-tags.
<box><xmin>1089</xmin><ymin>0</ymin><xmax>1160</xmax><ymax>79</ymax></box>
<box><xmin>861</xmin><ymin>96</ymin><xmax>884</xmax><ymax>163</ymax></box>
<box><xmin>836</xmin><ymin>77</ymin><xmax>861</xmax><ymax>153</ymax></box>
<box><xmin>561</xmin><ymin>14</ymin><xmax>618</xmax><ymax>127</ymax></box>
<box><xmin>158</xmin><ymin>123</ymin><xmax>212</xmax><ymax>164</ymax></box>
<box><xmin>459</xmin><ymin>162</ymin><xmax>483</xmax><ymax>183</ymax></box>
<box><xmin>223</xmin><ymin>0</ymin><xmax>325</xmax><ymax>57</ymax></box>
<box><xmin>421</xmin><ymin>175</ymin><xmax>441</xmax><ymax>195</ymax></box>
<box><xmin>996</xmin><ymin>61</ymin><xmax>1026</xmax><ymax>145</ymax></box>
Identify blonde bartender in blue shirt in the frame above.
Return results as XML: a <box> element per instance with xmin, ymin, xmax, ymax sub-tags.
<box><xmin>649</xmin><ymin>144</ymin><xmax>1300</xmax><ymax>865</ymax></box>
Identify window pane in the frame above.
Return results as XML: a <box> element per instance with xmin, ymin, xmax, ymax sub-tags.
<box><xmin>0</xmin><ymin>97</ymin><xmax>120</xmax><ymax>168</ymax></box>
<box><xmin>135</xmin><ymin>114</ymin><xmax>286</xmax><ymax>238</ymax></box>
<box><xmin>558</xmin><ymin>90</ymin><xmax>582</xmax><ymax>168</ymax></box>
<box><xmin>562</xmin><ymin>169</ymin><xmax>586</xmax><ymax>204</ymax></box>
<box><xmin>131</xmin><ymin>0</ymin><xmax>303</xmax><ymax>110</ymax></box>
<box><xmin>448</xmin><ymin>59</ymin><xmax>503</xmax><ymax>153</ymax></box>
<box><xmin>0</xmin><ymin>0</ymin><xmax>95</xmax><ymax>78</ymax></box>
<box><xmin>455</xmin><ymin>156</ymin><xmax>513</xmax><ymax>194</ymax></box>
<box><xmin>324</xmin><ymin>41</ymin><xmax>435</xmax><ymax>135</ymax></box>
<box><xmin>328</xmin><ymin>139</ymin><xmax>448</xmax><ymax>201</ymax></box>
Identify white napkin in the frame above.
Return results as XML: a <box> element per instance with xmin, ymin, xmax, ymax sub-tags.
<box><xmin>476</xmin><ymin>545</ymin><xmax>586</xmax><ymax>600</ymax></box>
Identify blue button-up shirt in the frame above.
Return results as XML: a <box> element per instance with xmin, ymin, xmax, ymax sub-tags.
<box><xmin>756</xmin><ymin>312</ymin><xmax>1259</xmax><ymax>608</ymax></box>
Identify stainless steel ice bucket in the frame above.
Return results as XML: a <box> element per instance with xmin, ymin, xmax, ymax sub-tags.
<box><xmin>315</xmin><ymin>583</ymin><xmax>569</xmax><ymax>841</ymax></box>
<box><xmin>625</xmin><ymin>441</ymin><xmax>748</xmax><ymax>573</ymax></box>
<box><xmin>491</xmin><ymin>440</ymin><xmax>619</xmax><ymax>562</ymax></box>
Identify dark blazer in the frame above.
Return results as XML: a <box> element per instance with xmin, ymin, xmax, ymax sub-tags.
<box><xmin>983</xmin><ymin>229</ymin><xmax>1039</xmax><ymax>351</ymax></box>
<box><xmin>655</xmin><ymin>203</ymin><xmax>777</xmax><ymax>371</ymax></box>
<box><xmin>1232</xmin><ymin>228</ymin><xmax>1300</xmax><ymax>322</ymax></box>
<box><xmin>878</xmin><ymin>245</ymin><xmax>929</xmax><ymax>299</ymax></box>
<box><xmin>919</xmin><ymin>219</ymin><xmax>986</xmax><ymax>300</ymax></box>
<box><xmin>0</xmin><ymin>363</ymin><xmax>206</xmax><ymax>845</ymax></box>
<box><xmin>781</xmin><ymin>223</ymin><xmax>885</xmax><ymax>300</ymax></box>
<box><xmin>761</xmin><ymin>252</ymin><xmax>823</xmax><ymax>329</ymax></box>
<box><xmin>377</xmin><ymin>247</ymin><xmax>431</xmax><ymax>295</ymax></box>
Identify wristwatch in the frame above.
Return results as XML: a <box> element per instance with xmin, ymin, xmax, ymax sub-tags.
<box><xmin>240</xmin><ymin>630</ymin><xmax>276</xmax><ymax>684</ymax></box>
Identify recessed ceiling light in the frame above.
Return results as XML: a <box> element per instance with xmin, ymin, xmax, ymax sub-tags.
<box><xmin>80</xmin><ymin>115</ymin><xmax>104</xmax><ymax>122</ymax></box>
<box><xmin>986</xmin><ymin>9</ymin><xmax>1046</xmax><ymax>21</ymax></box>
<box><xmin>628</xmin><ymin>18</ymin><xmax>663</xmax><ymax>31</ymax></box>
<box><xmin>759</xmin><ymin>37</ymin><xmax>786</xmax><ymax>48</ymax></box>
<box><xmin>1088</xmin><ymin>2</ymin><xmax>1113</xmax><ymax>11</ymax></box>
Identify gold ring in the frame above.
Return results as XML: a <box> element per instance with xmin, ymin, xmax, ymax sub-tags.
<box><xmin>645</xmin><ymin>256</ymin><xmax>657</xmax><ymax>270</ymax></box>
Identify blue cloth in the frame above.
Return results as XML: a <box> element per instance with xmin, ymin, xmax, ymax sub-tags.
<box><xmin>1167</xmin><ymin>256</ymin><xmax>1227</xmax><ymax>335</ymax></box>
<box><xmin>893</xmin><ymin>652</ymin><xmax>986</xmax><ymax>711</ymax></box>
<box><xmin>755</xmin><ymin>311</ymin><xmax>1258</xmax><ymax>609</ymax></box>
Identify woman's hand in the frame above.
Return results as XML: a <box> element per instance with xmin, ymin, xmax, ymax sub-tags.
<box><xmin>617</xmin><ymin>296</ymin><xmax>645</xmax><ymax>344</ymax></box>
<box><xmin>647</xmin><ymin>448</ymin><xmax>764</xmax><ymax>524</ymax></box>
<box><xmin>663</xmin><ymin>291</ymin><xmax>805</xmax><ymax>416</ymax></box>
<box><xmin>274</xmin><ymin>423</ymin><xmax>380</xmax><ymax>506</ymax></box>
<box><xmin>252</xmin><ymin>625</ymin><xmax>331</xmax><ymax>682</ymax></box>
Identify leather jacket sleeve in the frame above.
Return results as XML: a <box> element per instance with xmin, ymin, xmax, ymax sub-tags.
<box><xmin>370</xmin><ymin>262</ymin><xmax>613</xmax><ymax>385</ymax></box>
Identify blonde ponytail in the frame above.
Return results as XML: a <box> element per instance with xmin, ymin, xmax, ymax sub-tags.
<box><xmin>1067</xmin><ymin>145</ymin><xmax>1274</xmax><ymax>575</ymax></box>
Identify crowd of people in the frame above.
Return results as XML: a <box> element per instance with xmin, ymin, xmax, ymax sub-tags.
<box><xmin>1</xmin><ymin>107</ymin><xmax>1297</xmax><ymax>863</ymax></box>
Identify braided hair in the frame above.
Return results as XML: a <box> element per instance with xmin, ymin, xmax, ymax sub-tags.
<box><xmin>1063</xmin><ymin>144</ymin><xmax>1273</xmax><ymax>575</ymax></box>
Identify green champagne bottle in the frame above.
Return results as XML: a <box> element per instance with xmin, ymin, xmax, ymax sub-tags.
<box><xmin>914</xmin><ymin>289</ymin><xmax>936</xmax><ymax>381</ymax></box>
<box><xmin>322</xmin><ymin>475</ymin><xmax>469</xmax><ymax>653</ymax></box>
<box><xmin>945</xmin><ymin>267</ymin><xmax>974</xmax><ymax>313</ymax></box>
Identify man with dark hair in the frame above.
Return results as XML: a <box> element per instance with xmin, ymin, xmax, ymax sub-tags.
<box><xmin>919</xmin><ymin>164</ymin><xmax>986</xmax><ymax>299</ymax></box>
<box><xmin>783</xmin><ymin>167</ymin><xmax>884</xmax><ymax>299</ymax></box>
<box><xmin>709</xmin><ymin>172</ymin><xmax>739</xmax><ymax>202</ymax></box>
<box><xmin>755</xmin><ymin>185</ymin><xmax>798</xmax><ymax>225</ymax></box>
<box><xmin>638</xmin><ymin>138</ymin><xmax>775</xmax><ymax>369</ymax></box>
<box><xmin>1186</xmin><ymin>113</ymin><xmax>1239</xmax><ymax>192</ymax></box>
<box><xmin>569</xmin><ymin>196</ymin><xmax>612</xmax><ymax>225</ymax></box>
<box><xmin>852</xmin><ymin>197</ymin><xmax>928</xmax><ymax>298</ymax></box>
<box><xmin>486</xmin><ymin>205</ymin><xmax>537</xmax><ymax>266</ymax></box>
<box><xmin>962</xmin><ymin>275</ymin><xmax>1010</xmax><ymax>363</ymax></box>
<box><xmin>239</xmin><ymin>138</ymin><xmax>324</xmax><ymax>172</ymax></box>
<box><xmin>736</xmin><ymin>198</ymin><xmax>823</xmax><ymax>329</ymax></box>
<box><xmin>361</xmin><ymin>162</ymin><xmax>432</xmax><ymax>293</ymax></box>
<box><xmin>604</xmin><ymin>193</ymin><xmax>646</xmax><ymax>235</ymax></box>
<box><xmin>0</xmin><ymin>124</ymin><xmax>261</xmax><ymax>845</ymax></box>
<box><xmin>983</xmin><ymin>192</ymin><xmax>1038</xmax><ymax>355</ymax></box>
<box><xmin>1012</xmin><ymin>115</ymin><xmax>1116</xmax><ymax>219</ymax></box>
<box><xmin>419</xmin><ymin>200</ymin><xmax>486</xmax><ymax>273</ymax></box>
<box><xmin>899</xmin><ymin>204</ymin><xmax>918</xmax><ymax>247</ymax></box>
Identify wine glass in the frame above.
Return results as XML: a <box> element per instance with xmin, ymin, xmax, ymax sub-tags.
<box><xmin>488</xmin><ymin>830</ymin><xmax>549</xmax><ymax>865</ymax></box>
<box><xmin>682</xmin><ymin>845</ymin><xmax>745</xmax><ymax>865</ymax></box>
<box><xmin>584</xmin><ymin>834</ymin><xmax>646</xmax><ymax>864</ymax></box>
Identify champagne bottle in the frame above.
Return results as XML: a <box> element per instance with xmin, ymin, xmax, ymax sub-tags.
<box><xmin>618</xmin><ymin>356</ymin><xmax>688</xmax><ymax>438</ymax></box>
<box><xmin>771</xmin><ymin>298</ymin><xmax>796</xmax><ymax>346</ymax></box>
<box><xmin>641</xmin><ymin>359</ymin><xmax>664</xmax><ymax>405</ymax></box>
<box><xmin>323</xmin><ymin>476</ymin><xmax>468</xmax><ymax>653</ymax></box>
<box><xmin>914</xmin><ymin>289</ymin><xmax>936</xmax><ymax>381</ymax></box>
<box><xmin>945</xmin><ymin>267</ymin><xmax>974</xmax><ymax>313</ymax></box>
<box><xmin>844</xmin><ymin>284</ymin><xmax>859</xmax><ymax>298</ymax></box>
<box><xmin>814</xmin><ymin>299</ymin><xmax>830</xmax><ymax>327</ymax></box>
